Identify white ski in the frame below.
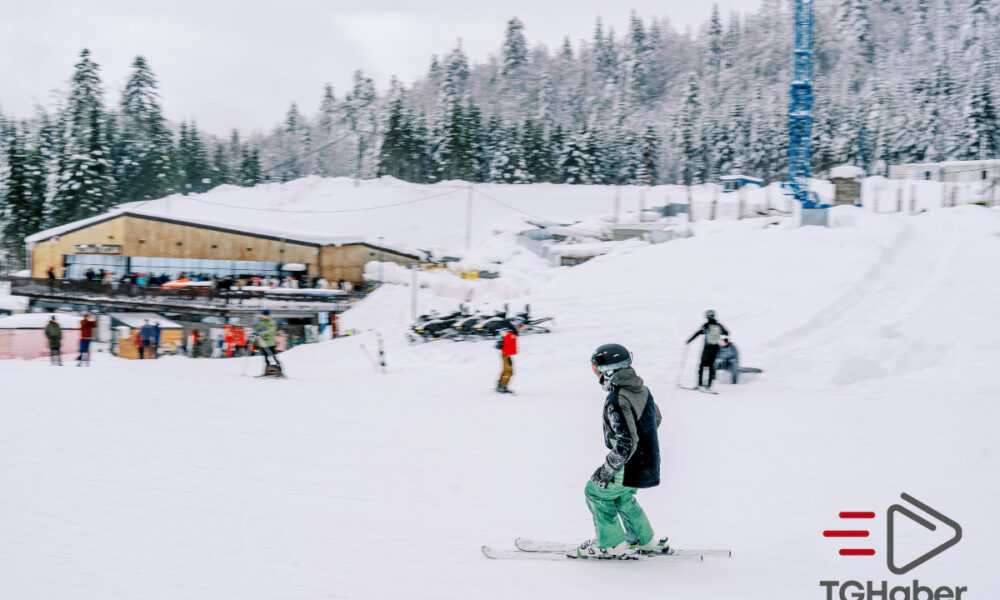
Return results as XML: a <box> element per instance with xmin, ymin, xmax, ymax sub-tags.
<box><xmin>481</xmin><ymin>545</ymin><xmax>701</xmax><ymax>562</ymax></box>
<box><xmin>514</xmin><ymin>537</ymin><xmax>731</xmax><ymax>558</ymax></box>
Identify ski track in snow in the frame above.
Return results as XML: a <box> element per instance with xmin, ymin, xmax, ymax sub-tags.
<box><xmin>1</xmin><ymin>206</ymin><xmax>999</xmax><ymax>599</ymax></box>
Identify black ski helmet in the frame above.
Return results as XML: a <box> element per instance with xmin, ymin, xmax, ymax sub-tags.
<box><xmin>705</xmin><ymin>309</ymin><xmax>716</xmax><ymax>319</ymax></box>
<box><xmin>591</xmin><ymin>343</ymin><xmax>633</xmax><ymax>374</ymax></box>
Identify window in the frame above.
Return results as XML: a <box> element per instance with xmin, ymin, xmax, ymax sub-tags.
<box><xmin>924</xmin><ymin>171</ymin><xmax>931</xmax><ymax>181</ymax></box>
<box><xmin>982</xmin><ymin>170</ymin><xmax>987</xmax><ymax>180</ymax></box>
<box><xmin>64</xmin><ymin>255</ymin><xmax>128</xmax><ymax>279</ymax></box>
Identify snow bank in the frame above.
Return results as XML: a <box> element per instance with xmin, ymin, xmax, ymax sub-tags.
<box><xmin>0</xmin><ymin>312</ymin><xmax>81</xmax><ymax>329</ymax></box>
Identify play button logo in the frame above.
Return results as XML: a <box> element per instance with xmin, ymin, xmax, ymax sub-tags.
<box><xmin>887</xmin><ymin>493</ymin><xmax>962</xmax><ymax>574</ymax></box>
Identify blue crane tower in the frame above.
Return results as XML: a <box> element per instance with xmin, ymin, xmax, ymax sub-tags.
<box><xmin>788</xmin><ymin>0</ymin><xmax>823</xmax><ymax>209</ymax></box>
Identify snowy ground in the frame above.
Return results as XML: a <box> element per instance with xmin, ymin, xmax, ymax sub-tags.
<box><xmin>2</xmin><ymin>205</ymin><xmax>999</xmax><ymax>598</ymax></box>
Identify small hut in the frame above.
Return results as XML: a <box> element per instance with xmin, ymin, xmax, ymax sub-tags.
<box><xmin>830</xmin><ymin>165</ymin><xmax>864</xmax><ymax>205</ymax></box>
<box><xmin>107</xmin><ymin>313</ymin><xmax>184</xmax><ymax>359</ymax></box>
<box><xmin>720</xmin><ymin>174</ymin><xmax>763</xmax><ymax>193</ymax></box>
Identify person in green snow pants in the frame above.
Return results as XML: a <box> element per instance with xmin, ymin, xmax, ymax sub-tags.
<box><xmin>568</xmin><ymin>343</ymin><xmax>668</xmax><ymax>559</ymax></box>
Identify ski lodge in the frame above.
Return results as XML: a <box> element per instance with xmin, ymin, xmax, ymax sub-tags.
<box><xmin>25</xmin><ymin>210</ymin><xmax>421</xmax><ymax>283</ymax></box>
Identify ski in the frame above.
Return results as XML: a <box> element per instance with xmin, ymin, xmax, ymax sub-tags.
<box><xmin>515</xmin><ymin>538</ymin><xmax>731</xmax><ymax>559</ymax></box>
<box><xmin>481</xmin><ymin>546</ymin><xmax>701</xmax><ymax>562</ymax></box>
<box><xmin>677</xmin><ymin>385</ymin><xmax>718</xmax><ymax>395</ymax></box>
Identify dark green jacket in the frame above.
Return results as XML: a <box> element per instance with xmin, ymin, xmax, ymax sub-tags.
<box><xmin>44</xmin><ymin>321</ymin><xmax>62</xmax><ymax>348</ymax></box>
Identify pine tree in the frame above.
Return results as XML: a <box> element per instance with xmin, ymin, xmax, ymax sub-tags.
<box><xmin>636</xmin><ymin>125</ymin><xmax>661</xmax><ymax>185</ymax></box>
<box><xmin>707</xmin><ymin>5</ymin><xmax>724</xmax><ymax>73</ymax></box>
<box><xmin>679</xmin><ymin>73</ymin><xmax>703</xmax><ymax>185</ymax></box>
<box><xmin>52</xmin><ymin>49</ymin><xmax>115</xmax><ymax>224</ymax></box>
<box><xmin>212</xmin><ymin>144</ymin><xmax>231</xmax><ymax>185</ymax></box>
<box><xmin>501</xmin><ymin>17</ymin><xmax>528</xmax><ymax>79</ymax></box>
<box><xmin>958</xmin><ymin>82</ymin><xmax>1000</xmax><ymax>160</ymax></box>
<box><xmin>238</xmin><ymin>144</ymin><xmax>263</xmax><ymax>186</ymax></box>
<box><xmin>116</xmin><ymin>56</ymin><xmax>176</xmax><ymax>204</ymax></box>
<box><xmin>490</xmin><ymin>124</ymin><xmax>530</xmax><ymax>183</ymax></box>
<box><xmin>2</xmin><ymin>124</ymin><xmax>46</xmax><ymax>265</ymax></box>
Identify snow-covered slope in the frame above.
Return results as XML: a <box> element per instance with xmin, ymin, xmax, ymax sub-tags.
<box><xmin>2</xmin><ymin>205</ymin><xmax>998</xmax><ymax>599</ymax></box>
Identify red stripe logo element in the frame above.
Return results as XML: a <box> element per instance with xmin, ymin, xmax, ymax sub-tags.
<box><xmin>826</xmin><ymin>511</ymin><xmax>877</xmax><ymax>556</ymax></box>
<box><xmin>824</xmin><ymin>530</ymin><xmax>870</xmax><ymax>537</ymax></box>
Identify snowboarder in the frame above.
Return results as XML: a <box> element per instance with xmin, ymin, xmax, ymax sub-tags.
<box><xmin>686</xmin><ymin>310</ymin><xmax>729</xmax><ymax>390</ymax></box>
<box><xmin>495</xmin><ymin>324</ymin><xmax>517</xmax><ymax>393</ymax></box>
<box><xmin>77</xmin><ymin>313</ymin><xmax>96</xmax><ymax>366</ymax></box>
<box><xmin>568</xmin><ymin>344</ymin><xmax>669</xmax><ymax>559</ymax></box>
<box><xmin>253</xmin><ymin>309</ymin><xmax>282</xmax><ymax>376</ymax></box>
<box><xmin>44</xmin><ymin>316</ymin><xmax>62</xmax><ymax>365</ymax></box>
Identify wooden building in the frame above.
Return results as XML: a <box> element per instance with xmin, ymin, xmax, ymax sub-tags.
<box><xmin>26</xmin><ymin>211</ymin><xmax>422</xmax><ymax>283</ymax></box>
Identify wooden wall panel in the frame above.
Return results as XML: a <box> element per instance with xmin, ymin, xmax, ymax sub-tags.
<box><xmin>31</xmin><ymin>214</ymin><xmax>421</xmax><ymax>282</ymax></box>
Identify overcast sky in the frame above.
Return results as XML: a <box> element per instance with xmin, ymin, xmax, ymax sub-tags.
<box><xmin>1</xmin><ymin>0</ymin><xmax>764</xmax><ymax>138</ymax></box>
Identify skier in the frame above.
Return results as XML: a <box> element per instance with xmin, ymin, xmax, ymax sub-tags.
<box><xmin>685</xmin><ymin>310</ymin><xmax>729</xmax><ymax>390</ymax></box>
<box><xmin>495</xmin><ymin>324</ymin><xmax>517</xmax><ymax>394</ymax></box>
<box><xmin>44</xmin><ymin>316</ymin><xmax>62</xmax><ymax>365</ymax></box>
<box><xmin>568</xmin><ymin>344</ymin><xmax>669</xmax><ymax>559</ymax></box>
<box><xmin>253</xmin><ymin>309</ymin><xmax>282</xmax><ymax>376</ymax></box>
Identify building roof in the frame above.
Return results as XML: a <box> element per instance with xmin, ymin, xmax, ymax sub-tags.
<box><xmin>107</xmin><ymin>313</ymin><xmax>184</xmax><ymax>329</ymax></box>
<box><xmin>830</xmin><ymin>165</ymin><xmax>865</xmax><ymax>179</ymax></box>
<box><xmin>25</xmin><ymin>209</ymin><xmax>421</xmax><ymax>260</ymax></box>
<box><xmin>719</xmin><ymin>175</ymin><xmax>764</xmax><ymax>183</ymax></box>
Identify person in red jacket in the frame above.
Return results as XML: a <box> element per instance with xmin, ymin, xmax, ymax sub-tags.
<box><xmin>495</xmin><ymin>323</ymin><xmax>518</xmax><ymax>394</ymax></box>
<box><xmin>77</xmin><ymin>313</ymin><xmax>97</xmax><ymax>366</ymax></box>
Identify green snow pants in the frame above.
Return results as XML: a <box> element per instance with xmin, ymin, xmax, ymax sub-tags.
<box><xmin>584</xmin><ymin>473</ymin><xmax>655</xmax><ymax>549</ymax></box>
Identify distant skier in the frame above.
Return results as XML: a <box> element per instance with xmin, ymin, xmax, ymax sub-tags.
<box><xmin>44</xmin><ymin>316</ymin><xmax>62</xmax><ymax>366</ymax></box>
<box><xmin>714</xmin><ymin>336</ymin><xmax>740</xmax><ymax>384</ymax></box>
<box><xmin>686</xmin><ymin>310</ymin><xmax>729</xmax><ymax>390</ymax></box>
<box><xmin>253</xmin><ymin>309</ymin><xmax>282</xmax><ymax>376</ymax></box>
<box><xmin>495</xmin><ymin>324</ymin><xmax>517</xmax><ymax>394</ymax></box>
<box><xmin>567</xmin><ymin>344</ymin><xmax>669</xmax><ymax>559</ymax></box>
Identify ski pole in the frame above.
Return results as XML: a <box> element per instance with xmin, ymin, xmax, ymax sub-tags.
<box><xmin>675</xmin><ymin>343</ymin><xmax>691</xmax><ymax>388</ymax></box>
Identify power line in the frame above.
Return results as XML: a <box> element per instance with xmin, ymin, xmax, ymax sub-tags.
<box><xmin>182</xmin><ymin>185</ymin><xmax>467</xmax><ymax>214</ymax></box>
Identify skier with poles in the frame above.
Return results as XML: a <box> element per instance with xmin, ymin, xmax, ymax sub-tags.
<box><xmin>685</xmin><ymin>310</ymin><xmax>729</xmax><ymax>391</ymax></box>
<box><xmin>252</xmin><ymin>309</ymin><xmax>282</xmax><ymax>377</ymax></box>
<box><xmin>566</xmin><ymin>344</ymin><xmax>670</xmax><ymax>559</ymax></box>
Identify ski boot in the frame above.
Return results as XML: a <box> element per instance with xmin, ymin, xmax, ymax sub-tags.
<box><xmin>631</xmin><ymin>536</ymin><xmax>672</xmax><ymax>555</ymax></box>
<box><xmin>566</xmin><ymin>540</ymin><xmax>638</xmax><ymax>560</ymax></box>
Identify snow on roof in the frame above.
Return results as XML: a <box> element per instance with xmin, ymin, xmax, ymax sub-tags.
<box><xmin>0</xmin><ymin>313</ymin><xmax>82</xmax><ymax>329</ymax></box>
<box><xmin>107</xmin><ymin>313</ymin><xmax>184</xmax><ymax>329</ymax></box>
<box><xmin>830</xmin><ymin>165</ymin><xmax>865</xmax><ymax>179</ymax></box>
<box><xmin>719</xmin><ymin>174</ymin><xmax>763</xmax><ymax>183</ymax></box>
<box><xmin>22</xmin><ymin>177</ymin><xmax>695</xmax><ymax>256</ymax></box>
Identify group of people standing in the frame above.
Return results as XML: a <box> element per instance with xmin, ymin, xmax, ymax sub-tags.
<box><xmin>44</xmin><ymin>313</ymin><xmax>96</xmax><ymax>366</ymax></box>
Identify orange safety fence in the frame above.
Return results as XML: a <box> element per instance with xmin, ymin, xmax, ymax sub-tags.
<box><xmin>0</xmin><ymin>329</ymin><xmax>83</xmax><ymax>360</ymax></box>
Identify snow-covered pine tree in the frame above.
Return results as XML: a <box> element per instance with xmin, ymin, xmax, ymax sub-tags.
<box><xmin>238</xmin><ymin>144</ymin><xmax>263</xmax><ymax>187</ymax></box>
<box><xmin>501</xmin><ymin>17</ymin><xmax>528</xmax><ymax>80</ymax></box>
<box><xmin>489</xmin><ymin>124</ymin><xmax>530</xmax><ymax>183</ymax></box>
<box><xmin>52</xmin><ymin>49</ymin><xmax>116</xmax><ymax>225</ymax></box>
<box><xmin>1</xmin><ymin>124</ymin><xmax>45</xmax><ymax>265</ymax></box>
<box><xmin>116</xmin><ymin>56</ymin><xmax>177</xmax><ymax>204</ymax></box>
<box><xmin>679</xmin><ymin>73</ymin><xmax>702</xmax><ymax>185</ymax></box>
<box><xmin>958</xmin><ymin>81</ymin><xmax>1000</xmax><ymax>161</ymax></box>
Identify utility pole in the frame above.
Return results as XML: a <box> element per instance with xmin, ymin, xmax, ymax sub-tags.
<box><xmin>411</xmin><ymin>264</ymin><xmax>418</xmax><ymax>321</ymax></box>
<box><xmin>465</xmin><ymin>183</ymin><xmax>474</xmax><ymax>252</ymax></box>
<box><xmin>378</xmin><ymin>235</ymin><xmax>384</xmax><ymax>283</ymax></box>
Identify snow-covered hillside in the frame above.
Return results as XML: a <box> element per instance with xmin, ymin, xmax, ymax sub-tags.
<box><xmin>2</xmin><ymin>205</ymin><xmax>998</xmax><ymax>599</ymax></box>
